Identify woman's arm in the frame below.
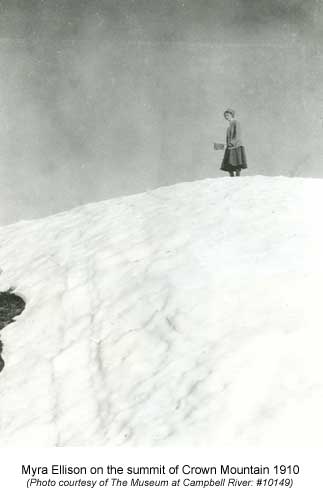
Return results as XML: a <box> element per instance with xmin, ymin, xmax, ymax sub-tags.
<box><xmin>228</xmin><ymin>120</ymin><xmax>241</xmax><ymax>148</ymax></box>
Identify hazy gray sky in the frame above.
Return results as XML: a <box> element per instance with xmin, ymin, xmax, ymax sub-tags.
<box><xmin>0</xmin><ymin>0</ymin><xmax>322</xmax><ymax>224</ymax></box>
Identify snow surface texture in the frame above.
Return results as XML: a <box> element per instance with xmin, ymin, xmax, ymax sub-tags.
<box><xmin>0</xmin><ymin>176</ymin><xmax>322</xmax><ymax>447</ymax></box>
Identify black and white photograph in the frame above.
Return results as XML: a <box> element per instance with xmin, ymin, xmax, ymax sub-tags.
<box><xmin>0</xmin><ymin>0</ymin><xmax>322</xmax><ymax>474</ymax></box>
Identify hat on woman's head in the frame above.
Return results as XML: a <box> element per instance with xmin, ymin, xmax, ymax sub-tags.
<box><xmin>224</xmin><ymin>108</ymin><xmax>235</xmax><ymax>117</ymax></box>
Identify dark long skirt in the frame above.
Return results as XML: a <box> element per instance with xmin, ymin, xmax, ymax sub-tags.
<box><xmin>221</xmin><ymin>146</ymin><xmax>248</xmax><ymax>172</ymax></box>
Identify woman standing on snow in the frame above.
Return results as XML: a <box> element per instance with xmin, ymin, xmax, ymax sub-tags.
<box><xmin>214</xmin><ymin>108</ymin><xmax>248</xmax><ymax>177</ymax></box>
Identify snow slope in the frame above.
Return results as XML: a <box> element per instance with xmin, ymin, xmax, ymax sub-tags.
<box><xmin>0</xmin><ymin>176</ymin><xmax>322</xmax><ymax>447</ymax></box>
